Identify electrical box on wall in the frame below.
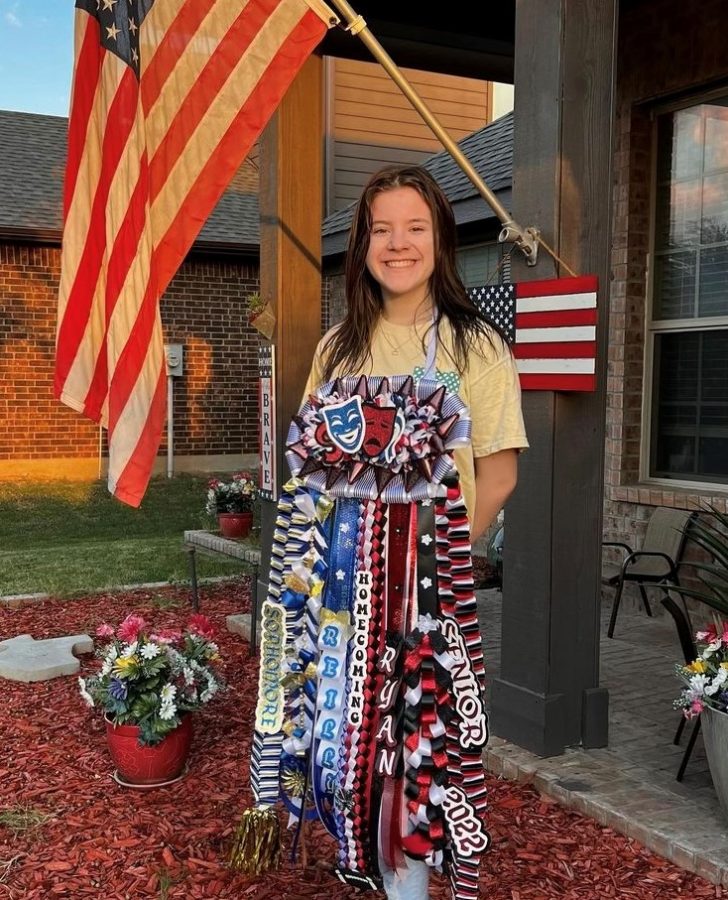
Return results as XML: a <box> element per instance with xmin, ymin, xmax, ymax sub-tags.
<box><xmin>164</xmin><ymin>344</ymin><xmax>184</xmax><ymax>377</ymax></box>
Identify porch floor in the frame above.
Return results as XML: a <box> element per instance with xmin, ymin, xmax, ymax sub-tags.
<box><xmin>477</xmin><ymin>588</ymin><xmax>728</xmax><ymax>887</ymax></box>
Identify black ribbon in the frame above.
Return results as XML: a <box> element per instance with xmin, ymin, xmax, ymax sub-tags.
<box><xmin>416</xmin><ymin>501</ymin><xmax>438</xmax><ymax>617</ymax></box>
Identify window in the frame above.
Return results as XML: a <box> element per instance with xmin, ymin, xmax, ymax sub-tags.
<box><xmin>648</xmin><ymin>98</ymin><xmax>728</xmax><ymax>484</ymax></box>
<box><xmin>456</xmin><ymin>242</ymin><xmax>508</xmax><ymax>289</ymax></box>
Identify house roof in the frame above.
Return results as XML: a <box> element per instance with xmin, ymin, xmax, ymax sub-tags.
<box><xmin>0</xmin><ymin>108</ymin><xmax>514</xmax><ymax>254</ymax></box>
<box><xmin>322</xmin><ymin>110</ymin><xmax>513</xmax><ymax>257</ymax></box>
<box><xmin>0</xmin><ymin>109</ymin><xmax>260</xmax><ymax>249</ymax></box>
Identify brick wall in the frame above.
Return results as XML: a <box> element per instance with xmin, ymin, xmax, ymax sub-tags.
<box><xmin>603</xmin><ymin>0</ymin><xmax>728</xmax><ymax>574</ymax></box>
<box><xmin>0</xmin><ymin>241</ymin><xmax>261</xmax><ymax>466</ymax></box>
<box><xmin>162</xmin><ymin>257</ymin><xmax>260</xmax><ymax>456</ymax></box>
<box><xmin>0</xmin><ymin>243</ymin><xmax>98</xmax><ymax>460</ymax></box>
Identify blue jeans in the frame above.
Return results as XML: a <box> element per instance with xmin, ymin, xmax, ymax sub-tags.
<box><xmin>381</xmin><ymin>858</ymin><xmax>430</xmax><ymax>900</ymax></box>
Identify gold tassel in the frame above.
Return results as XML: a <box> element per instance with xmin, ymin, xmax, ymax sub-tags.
<box><xmin>229</xmin><ymin>807</ymin><xmax>281</xmax><ymax>874</ymax></box>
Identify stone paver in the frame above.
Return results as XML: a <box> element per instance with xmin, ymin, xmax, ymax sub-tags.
<box><xmin>477</xmin><ymin>587</ymin><xmax>728</xmax><ymax>886</ymax></box>
<box><xmin>0</xmin><ymin>633</ymin><xmax>93</xmax><ymax>682</ymax></box>
<box><xmin>226</xmin><ymin>613</ymin><xmax>260</xmax><ymax>645</ymax></box>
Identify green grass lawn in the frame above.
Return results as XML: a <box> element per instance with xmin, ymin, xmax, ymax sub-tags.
<box><xmin>0</xmin><ymin>475</ymin><xmax>257</xmax><ymax>597</ymax></box>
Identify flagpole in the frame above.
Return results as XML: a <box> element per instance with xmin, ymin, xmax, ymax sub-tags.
<box><xmin>327</xmin><ymin>0</ymin><xmax>540</xmax><ymax>265</ymax></box>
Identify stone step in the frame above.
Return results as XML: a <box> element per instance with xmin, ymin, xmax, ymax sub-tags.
<box><xmin>0</xmin><ymin>634</ymin><xmax>93</xmax><ymax>682</ymax></box>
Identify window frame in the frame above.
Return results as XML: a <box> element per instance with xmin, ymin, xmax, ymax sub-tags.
<box><xmin>641</xmin><ymin>88</ymin><xmax>728</xmax><ymax>490</ymax></box>
<box><xmin>455</xmin><ymin>240</ymin><xmax>510</xmax><ymax>289</ymax></box>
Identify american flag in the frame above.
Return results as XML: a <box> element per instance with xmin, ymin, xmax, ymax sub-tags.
<box><xmin>54</xmin><ymin>0</ymin><xmax>336</xmax><ymax>507</ymax></box>
<box><xmin>469</xmin><ymin>275</ymin><xmax>599</xmax><ymax>392</ymax></box>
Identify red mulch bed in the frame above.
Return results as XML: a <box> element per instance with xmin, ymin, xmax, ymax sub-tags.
<box><xmin>0</xmin><ymin>581</ymin><xmax>722</xmax><ymax>899</ymax></box>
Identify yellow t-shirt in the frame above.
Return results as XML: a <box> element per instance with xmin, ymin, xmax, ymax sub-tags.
<box><xmin>302</xmin><ymin>317</ymin><xmax>529</xmax><ymax>518</ymax></box>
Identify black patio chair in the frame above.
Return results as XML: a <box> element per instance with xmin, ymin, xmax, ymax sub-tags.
<box><xmin>602</xmin><ymin>508</ymin><xmax>695</xmax><ymax>639</ymax></box>
<box><xmin>660</xmin><ymin>591</ymin><xmax>701</xmax><ymax>782</ymax></box>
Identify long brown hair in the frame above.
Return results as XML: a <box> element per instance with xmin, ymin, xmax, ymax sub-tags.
<box><xmin>322</xmin><ymin>164</ymin><xmax>501</xmax><ymax>381</ymax></box>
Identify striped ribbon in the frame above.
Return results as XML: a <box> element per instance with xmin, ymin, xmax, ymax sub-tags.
<box><xmin>435</xmin><ymin>485</ymin><xmax>491</xmax><ymax>900</ymax></box>
<box><xmin>250</xmin><ymin>482</ymin><xmax>297</xmax><ymax>808</ymax></box>
<box><xmin>375</xmin><ymin>503</ymin><xmax>411</xmax><ymax>875</ymax></box>
<box><xmin>337</xmin><ymin>501</ymin><xmax>367</xmax><ymax>871</ymax></box>
<box><xmin>337</xmin><ymin>496</ymin><xmax>385</xmax><ymax>876</ymax></box>
<box><xmin>279</xmin><ymin>489</ymin><xmax>332</xmax><ymax>833</ymax></box>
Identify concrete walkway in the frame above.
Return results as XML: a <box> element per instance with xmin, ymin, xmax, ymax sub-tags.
<box><xmin>477</xmin><ymin>588</ymin><xmax>728</xmax><ymax>886</ymax></box>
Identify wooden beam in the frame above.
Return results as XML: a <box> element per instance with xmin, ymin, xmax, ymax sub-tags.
<box><xmin>260</xmin><ymin>54</ymin><xmax>323</xmax><ymax>482</ymax></box>
<box><xmin>490</xmin><ymin>0</ymin><xmax>617</xmax><ymax>756</ymax></box>
<box><xmin>258</xmin><ymin>56</ymin><xmax>323</xmax><ymax>580</ymax></box>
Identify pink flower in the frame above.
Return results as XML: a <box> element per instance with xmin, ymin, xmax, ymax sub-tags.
<box><xmin>696</xmin><ymin>625</ymin><xmax>719</xmax><ymax>643</ymax></box>
<box><xmin>150</xmin><ymin>629</ymin><xmax>182</xmax><ymax>645</ymax></box>
<box><xmin>117</xmin><ymin>614</ymin><xmax>146</xmax><ymax>644</ymax></box>
<box><xmin>95</xmin><ymin>623</ymin><xmax>115</xmax><ymax>639</ymax></box>
<box><xmin>689</xmin><ymin>698</ymin><xmax>705</xmax><ymax>718</ymax></box>
<box><xmin>188</xmin><ymin>613</ymin><xmax>215</xmax><ymax>640</ymax></box>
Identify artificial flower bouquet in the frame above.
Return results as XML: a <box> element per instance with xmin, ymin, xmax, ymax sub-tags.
<box><xmin>205</xmin><ymin>471</ymin><xmax>258</xmax><ymax>516</ymax></box>
<box><xmin>674</xmin><ymin>621</ymin><xmax>728</xmax><ymax>719</ymax></box>
<box><xmin>79</xmin><ymin>612</ymin><xmax>225</xmax><ymax>746</ymax></box>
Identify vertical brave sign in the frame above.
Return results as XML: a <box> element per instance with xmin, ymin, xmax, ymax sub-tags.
<box><xmin>258</xmin><ymin>344</ymin><xmax>277</xmax><ymax>501</ymax></box>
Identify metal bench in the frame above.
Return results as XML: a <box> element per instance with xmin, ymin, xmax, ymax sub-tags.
<box><xmin>183</xmin><ymin>530</ymin><xmax>261</xmax><ymax>655</ymax></box>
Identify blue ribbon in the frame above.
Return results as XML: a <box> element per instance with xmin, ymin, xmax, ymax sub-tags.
<box><xmin>312</xmin><ymin>497</ymin><xmax>361</xmax><ymax>839</ymax></box>
<box><xmin>280</xmin><ymin>588</ymin><xmax>307</xmax><ymax>610</ymax></box>
<box><xmin>322</xmin><ymin>499</ymin><xmax>360</xmax><ymax>612</ymax></box>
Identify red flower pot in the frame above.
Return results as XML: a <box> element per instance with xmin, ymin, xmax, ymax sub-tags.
<box><xmin>218</xmin><ymin>511</ymin><xmax>253</xmax><ymax>539</ymax></box>
<box><xmin>105</xmin><ymin>715</ymin><xmax>192</xmax><ymax>786</ymax></box>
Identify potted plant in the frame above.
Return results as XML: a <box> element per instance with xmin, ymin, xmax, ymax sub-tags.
<box><xmin>674</xmin><ymin>623</ymin><xmax>728</xmax><ymax>816</ymax></box>
<box><xmin>247</xmin><ymin>292</ymin><xmax>276</xmax><ymax>340</ymax></box>
<box><xmin>206</xmin><ymin>471</ymin><xmax>258</xmax><ymax>539</ymax></box>
<box><xmin>78</xmin><ymin>612</ymin><xmax>225</xmax><ymax>787</ymax></box>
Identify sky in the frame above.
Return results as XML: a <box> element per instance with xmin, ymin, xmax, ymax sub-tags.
<box><xmin>0</xmin><ymin>0</ymin><xmax>73</xmax><ymax>117</ymax></box>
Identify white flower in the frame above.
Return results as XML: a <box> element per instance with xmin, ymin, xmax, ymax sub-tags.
<box><xmin>140</xmin><ymin>642</ymin><xmax>160</xmax><ymax>660</ymax></box>
<box><xmin>100</xmin><ymin>644</ymin><xmax>119</xmax><ymax>672</ymax></box>
<box><xmin>201</xmin><ymin>677</ymin><xmax>219</xmax><ymax>703</ymax></box>
<box><xmin>706</xmin><ymin>667</ymin><xmax>728</xmax><ymax>696</ymax></box>
<box><xmin>159</xmin><ymin>702</ymin><xmax>177</xmax><ymax>720</ymax></box>
<box><xmin>702</xmin><ymin>640</ymin><xmax>722</xmax><ymax>659</ymax></box>
<box><xmin>121</xmin><ymin>641</ymin><xmax>138</xmax><ymax>659</ymax></box>
<box><xmin>78</xmin><ymin>677</ymin><xmax>95</xmax><ymax>707</ymax></box>
<box><xmin>183</xmin><ymin>666</ymin><xmax>195</xmax><ymax>686</ymax></box>
<box><xmin>687</xmin><ymin>674</ymin><xmax>710</xmax><ymax>701</ymax></box>
<box><xmin>101</xmin><ymin>645</ymin><xmax>119</xmax><ymax>675</ymax></box>
<box><xmin>160</xmin><ymin>684</ymin><xmax>177</xmax><ymax>703</ymax></box>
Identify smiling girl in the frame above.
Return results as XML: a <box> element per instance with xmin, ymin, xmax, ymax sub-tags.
<box><xmin>247</xmin><ymin>165</ymin><xmax>528</xmax><ymax>900</ymax></box>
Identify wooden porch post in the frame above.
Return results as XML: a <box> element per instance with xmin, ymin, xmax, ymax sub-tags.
<box><xmin>489</xmin><ymin>0</ymin><xmax>618</xmax><ymax>755</ymax></box>
<box><xmin>258</xmin><ymin>55</ymin><xmax>323</xmax><ymax>585</ymax></box>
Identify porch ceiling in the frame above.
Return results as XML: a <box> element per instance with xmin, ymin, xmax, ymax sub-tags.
<box><xmin>318</xmin><ymin>1</ymin><xmax>516</xmax><ymax>83</ymax></box>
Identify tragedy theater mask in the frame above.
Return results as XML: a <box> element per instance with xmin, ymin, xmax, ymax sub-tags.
<box><xmin>362</xmin><ymin>403</ymin><xmax>405</xmax><ymax>461</ymax></box>
<box><xmin>321</xmin><ymin>396</ymin><xmax>365</xmax><ymax>454</ymax></box>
